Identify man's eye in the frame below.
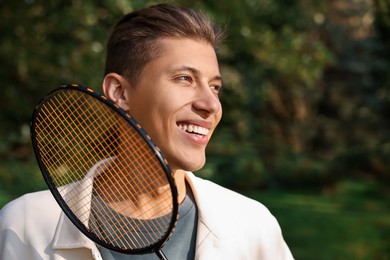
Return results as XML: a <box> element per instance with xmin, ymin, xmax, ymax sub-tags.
<box><xmin>210</xmin><ymin>85</ymin><xmax>222</xmax><ymax>93</ymax></box>
<box><xmin>177</xmin><ymin>75</ymin><xmax>191</xmax><ymax>82</ymax></box>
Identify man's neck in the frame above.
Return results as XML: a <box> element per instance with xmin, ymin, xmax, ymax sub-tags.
<box><xmin>172</xmin><ymin>169</ymin><xmax>187</xmax><ymax>204</ymax></box>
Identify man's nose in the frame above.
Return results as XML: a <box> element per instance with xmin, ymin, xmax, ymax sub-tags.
<box><xmin>192</xmin><ymin>84</ymin><xmax>221</xmax><ymax>117</ymax></box>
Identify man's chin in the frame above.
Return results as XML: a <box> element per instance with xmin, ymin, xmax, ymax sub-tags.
<box><xmin>169</xmin><ymin>159</ymin><xmax>205</xmax><ymax>173</ymax></box>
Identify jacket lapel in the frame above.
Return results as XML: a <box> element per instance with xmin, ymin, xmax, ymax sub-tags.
<box><xmin>50</xmin><ymin>159</ymin><xmax>114</xmax><ymax>256</ymax></box>
<box><xmin>185</xmin><ymin>172</ymin><xmax>241</xmax><ymax>258</ymax></box>
<box><xmin>52</xmin><ymin>212</ymin><xmax>97</xmax><ymax>251</ymax></box>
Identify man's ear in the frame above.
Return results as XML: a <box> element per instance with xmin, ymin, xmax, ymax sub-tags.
<box><xmin>102</xmin><ymin>73</ymin><xmax>130</xmax><ymax>111</ymax></box>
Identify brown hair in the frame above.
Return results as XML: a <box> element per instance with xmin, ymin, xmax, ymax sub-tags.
<box><xmin>104</xmin><ymin>3</ymin><xmax>225</xmax><ymax>86</ymax></box>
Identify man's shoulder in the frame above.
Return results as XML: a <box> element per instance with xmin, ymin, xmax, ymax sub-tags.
<box><xmin>189</xmin><ymin>174</ymin><xmax>276</xmax><ymax>222</ymax></box>
<box><xmin>1</xmin><ymin>189</ymin><xmax>56</xmax><ymax>210</ymax></box>
<box><xmin>0</xmin><ymin>189</ymin><xmax>60</xmax><ymax>228</ymax></box>
<box><xmin>189</xmin><ymin>173</ymin><xmax>287</xmax><ymax>251</ymax></box>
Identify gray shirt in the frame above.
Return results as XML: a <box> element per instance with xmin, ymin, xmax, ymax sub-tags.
<box><xmin>94</xmin><ymin>186</ymin><xmax>198</xmax><ymax>260</ymax></box>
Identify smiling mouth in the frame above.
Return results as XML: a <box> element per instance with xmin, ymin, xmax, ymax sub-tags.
<box><xmin>177</xmin><ymin>123</ymin><xmax>210</xmax><ymax>136</ymax></box>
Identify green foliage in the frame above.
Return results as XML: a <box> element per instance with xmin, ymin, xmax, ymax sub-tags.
<box><xmin>0</xmin><ymin>0</ymin><xmax>156</xmax><ymax>150</ymax></box>
<box><xmin>0</xmin><ymin>158</ymin><xmax>46</xmax><ymax>205</ymax></box>
<box><xmin>196</xmin><ymin>0</ymin><xmax>335</xmax><ymax>188</ymax></box>
<box><xmin>245</xmin><ymin>180</ymin><xmax>390</xmax><ymax>259</ymax></box>
<box><xmin>197</xmin><ymin>0</ymin><xmax>390</xmax><ymax>192</ymax></box>
<box><xmin>201</xmin><ymin>142</ymin><xmax>269</xmax><ymax>190</ymax></box>
<box><xmin>1</xmin><ymin>0</ymin><xmax>390</xmax><ymax>197</ymax></box>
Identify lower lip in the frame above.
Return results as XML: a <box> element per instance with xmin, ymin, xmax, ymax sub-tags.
<box><xmin>179</xmin><ymin>129</ymin><xmax>209</xmax><ymax>145</ymax></box>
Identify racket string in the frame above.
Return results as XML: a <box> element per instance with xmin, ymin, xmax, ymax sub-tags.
<box><xmin>37</xmin><ymin>91</ymin><xmax>119</xmax><ymax>187</ymax></box>
<box><xmin>112</xmin><ymin>131</ymin><xmax>174</xmax><ymax>236</ymax></box>
<box><xmin>34</xmin><ymin>89</ymin><xmax>175</xmax><ymax>250</ymax></box>
<box><xmin>44</xmin><ymin>94</ymin><xmax>166</xmax><ymax>217</ymax></box>
<box><xmin>37</xmin><ymin>91</ymin><xmax>116</xmax><ymax>174</ymax></box>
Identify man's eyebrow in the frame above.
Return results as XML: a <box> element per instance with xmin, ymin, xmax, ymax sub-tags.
<box><xmin>169</xmin><ymin>65</ymin><xmax>223</xmax><ymax>84</ymax></box>
<box><xmin>213</xmin><ymin>75</ymin><xmax>224</xmax><ymax>85</ymax></box>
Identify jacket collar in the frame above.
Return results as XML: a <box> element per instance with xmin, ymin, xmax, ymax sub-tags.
<box><xmin>51</xmin><ymin>158</ymin><xmax>113</xmax><ymax>252</ymax></box>
<box><xmin>51</xmin><ymin>170</ymin><xmax>231</xmax><ymax>253</ymax></box>
<box><xmin>52</xmin><ymin>212</ymin><xmax>97</xmax><ymax>250</ymax></box>
<box><xmin>184</xmin><ymin>172</ymin><xmax>241</xmax><ymax>250</ymax></box>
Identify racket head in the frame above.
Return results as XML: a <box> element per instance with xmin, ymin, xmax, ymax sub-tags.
<box><xmin>30</xmin><ymin>84</ymin><xmax>179</xmax><ymax>254</ymax></box>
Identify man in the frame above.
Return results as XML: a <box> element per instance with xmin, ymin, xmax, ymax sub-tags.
<box><xmin>0</xmin><ymin>3</ymin><xmax>293</xmax><ymax>259</ymax></box>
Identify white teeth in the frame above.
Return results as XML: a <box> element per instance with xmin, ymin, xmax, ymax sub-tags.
<box><xmin>178</xmin><ymin>124</ymin><xmax>209</xmax><ymax>135</ymax></box>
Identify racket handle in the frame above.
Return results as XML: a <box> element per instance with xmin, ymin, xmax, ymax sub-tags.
<box><xmin>156</xmin><ymin>249</ymin><xmax>168</xmax><ymax>260</ymax></box>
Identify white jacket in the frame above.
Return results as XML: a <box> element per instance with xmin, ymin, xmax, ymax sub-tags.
<box><xmin>0</xmin><ymin>172</ymin><xmax>293</xmax><ymax>259</ymax></box>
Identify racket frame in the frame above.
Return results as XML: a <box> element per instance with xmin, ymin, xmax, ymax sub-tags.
<box><xmin>30</xmin><ymin>84</ymin><xmax>179</xmax><ymax>256</ymax></box>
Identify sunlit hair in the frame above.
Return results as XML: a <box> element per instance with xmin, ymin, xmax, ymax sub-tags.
<box><xmin>104</xmin><ymin>3</ymin><xmax>225</xmax><ymax>86</ymax></box>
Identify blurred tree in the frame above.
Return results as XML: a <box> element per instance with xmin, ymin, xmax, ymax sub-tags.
<box><xmin>187</xmin><ymin>0</ymin><xmax>334</xmax><ymax>189</ymax></box>
<box><xmin>0</xmin><ymin>0</ymin><xmax>389</xmax><ymax>193</ymax></box>
<box><xmin>312</xmin><ymin>0</ymin><xmax>390</xmax><ymax>185</ymax></box>
<box><xmin>0</xmin><ymin>0</ymin><xmax>157</xmax><ymax>151</ymax></box>
<box><xmin>191</xmin><ymin>0</ymin><xmax>390</xmax><ymax>191</ymax></box>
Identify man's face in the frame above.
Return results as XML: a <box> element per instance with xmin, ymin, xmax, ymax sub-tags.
<box><xmin>124</xmin><ymin>38</ymin><xmax>223</xmax><ymax>172</ymax></box>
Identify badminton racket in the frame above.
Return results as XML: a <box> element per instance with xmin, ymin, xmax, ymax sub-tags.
<box><xmin>30</xmin><ymin>83</ymin><xmax>178</xmax><ymax>260</ymax></box>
